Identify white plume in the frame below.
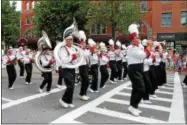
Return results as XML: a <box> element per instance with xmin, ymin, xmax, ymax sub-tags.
<box><xmin>128</xmin><ymin>24</ymin><xmax>139</xmax><ymax>34</ymax></box>
<box><xmin>116</xmin><ymin>41</ymin><xmax>121</xmax><ymax>47</ymax></box>
<box><xmin>79</xmin><ymin>30</ymin><xmax>86</xmax><ymax>41</ymax></box>
<box><xmin>88</xmin><ymin>38</ymin><xmax>96</xmax><ymax>46</ymax></box>
<box><xmin>142</xmin><ymin>39</ymin><xmax>147</xmax><ymax>46</ymax></box>
<box><xmin>122</xmin><ymin>44</ymin><xmax>127</xmax><ymax>50</ymax></box>
<box><xmin>108</xmin><ymin>39</ymin><xmax>114</xmax><ymax>45</ymax></box>
<box><xmin>100</xmin><ymin>45</ymin><xmax>107</xmax><ymax>52</ymax></box>
<box><xmin>99</xmin><ymin>42</ymin><xmax>105</xmax><ymax>47</ymax></box>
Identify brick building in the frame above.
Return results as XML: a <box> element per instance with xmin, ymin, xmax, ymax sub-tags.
<box><xmin>151</xmin><ymin>0</ymin><xmax>187</xmax><ymax>52</ymax></box>
<box><xmin>17</xmin><ymin>0</ymin><xmax>37</xmax><ymax>48</ymax></box>
<box><xmin>18</xmin><ymin>0</ymin><xmax>187</xmax><ymax>51</ymax></box>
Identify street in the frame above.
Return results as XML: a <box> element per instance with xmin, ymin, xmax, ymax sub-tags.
<box><xmin>1</xmin><ymin>65</ymin><xmax>187</xmax><ymax>124</ymax></box>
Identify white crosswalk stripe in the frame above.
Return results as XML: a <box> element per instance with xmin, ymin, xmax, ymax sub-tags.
<box><xmin>2</xmin><ymin>86</ymin><xmax>66</xmax><ymax>110</ymax></box>
<box><xmin>106</xmin><ymin>98</ymin><xmax>170</xmax><ymax>112</ymax></box>
<box><xmin>90</xmin><ymin>107</ymin><xmax>167</xmax><ymax>123</ymax></box>
<box><xmin>169</xmin><ymin>72</ymin><xmax>185</xmax><ymax>123</ymax></box>
<box><xmin>165</xmin><ymin>84</ymin><xmax>174</xmax><ymax>87</ymax></box>
<box><xmin>155</xmin><ymin>90</ymin><xmax>173</xmax><ymax>95</ymax></box>
<box><xmin>116</xmin><ymin>92</ymin><xmax>172</xmax><ymax>102</ymax></box>
<box><xmin>51</xmin><ymin>72</ymin><xmax>186</xmax><ymax>124</ymax></box>
<box><xmin>124</xmin><ymin>87</ymin><xmax>173</xmax><ymax>95</ymax></box>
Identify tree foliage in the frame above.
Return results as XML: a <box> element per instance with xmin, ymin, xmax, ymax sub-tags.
<box><xmin>85</xmin><ymin>1</ymin><xmax>140</xmax><ymax>39</ymax></box>
<box><xmin>33</xmin><ymin>0</ymin><xmax>89</xmax><ymax>46</ymax></box>
<box><xmin>2</xmin><ymin>0</ymin><xmax>20</xmax><ymax>47</ymax></box>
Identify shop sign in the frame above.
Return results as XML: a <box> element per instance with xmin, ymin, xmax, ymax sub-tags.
<box><xmin>157</xmin><ymin>33</ymin><xmax>175</xmax><ymax>40</ymax></box>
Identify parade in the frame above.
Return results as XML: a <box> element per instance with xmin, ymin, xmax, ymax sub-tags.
<box><xmin>2</xmin><ymin>19</ymin><xmax>187</xmax><ymax>116</ymax></box>
<box><xmin>1</xmin><ymin>0</ymin><xmax>187</xmax><ymax>124</ymax></box>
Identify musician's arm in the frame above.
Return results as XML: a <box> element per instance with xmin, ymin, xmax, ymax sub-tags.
<box><xmin>128</xmin><ymin>47</ymin><xmax>146</xmax><ymax>59</ymax></box>
<box><xmin>144</xmin><ymin>58</ymin><xmax>153</xmax><ymax>65</ymax></box>
<box><xmin>59</xmin><ymin>48</ymin><xmax>74</xmax><ymax>64</ymax></box>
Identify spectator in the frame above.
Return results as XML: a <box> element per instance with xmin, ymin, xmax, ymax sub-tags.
<box><xmin>177</xmin><ymin>57</ymin><xmax>183</xmax><ymax>74</ymax></box>
<box><xmin>170</xmin><ymin>59</ymin><xmax>175</xmax><ymax>71</ymax></box>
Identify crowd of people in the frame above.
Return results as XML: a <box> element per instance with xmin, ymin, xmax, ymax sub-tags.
<box><xmin>165</xmin><ymin>50</ymin><xmax>187</xmax><ymax>73</ymax></box>
<box><xmin>2</xmin><ymin>23</ymin><xmax>187</xmax><ymax>117</ymax></box>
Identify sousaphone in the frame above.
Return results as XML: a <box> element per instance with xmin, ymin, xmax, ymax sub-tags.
<box><xmin>53</xmin><ymin>18</ymin><xmax>84</xmax><ymax>68</ymax></box>
<box><xmin>34</xmin><ymin>31</ymin><xmax>56</xmax><ymax>72</ymax></box>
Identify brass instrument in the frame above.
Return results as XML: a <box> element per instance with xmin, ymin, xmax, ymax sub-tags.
<box><xmin>53</xmin><ymin>18</ymin><xmax>84</xmax><ymax>69</ymax></box>
<box><xmin>34</xmin><ymin>31</ymin><xmax>56</xmax><ymax>72</ymax></box>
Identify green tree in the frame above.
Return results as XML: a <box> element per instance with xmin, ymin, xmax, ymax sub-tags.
<box><xmin>85</xmin><ymin>1</ymin><xmax>140</xmax><ymax>40</ymax></box>
<box><xmin>33</xmin><ymin>0</ymin><xmax>89</xmax><ymax>47</ymax></box>
<box><xmin>2</xmin><ymin>0</ymin><xmax>20</xmax><ymax>48</ymax></box>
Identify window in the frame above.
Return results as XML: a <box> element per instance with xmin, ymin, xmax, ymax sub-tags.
<box><xmin>140</xmin><ymin>0</ymin><xmax>148</xmax><ymax>12</ymax></box>
<box><xmin>161</xmin><ymin>0</ymin><xmax>172</xmax><ymax>3</ymax></box>
<box><xmin>181</xmin><ymin>11</ymin><xmax>187</xmax><ymax>26</ymax></box>
<box><xmin>90</xmin><ymin>24</ymin><xmax>106</xmax><ymax>35</ymax></box>
<box><xmin>162</xmin><ymin>13</ymin><xmax>172</xmax><ymax>27</ymax></box>
<box><xmin>26</xmin><ymin>1</ymin><xmax>29</xmax><ymax>11</ymax></box>
<box><xmin>32</xmin><ymin>1</ymin><xmax>35</xmax><ymax>9</ymax></box>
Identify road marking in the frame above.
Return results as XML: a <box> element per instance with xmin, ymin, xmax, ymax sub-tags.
<box><xmin>90</xmin><ymin>107</ymin><xmax>167</xmax><ymax>123</ymax></box>
<box><xmin>116</xmin><ymin>92</ymin><xmax>172</xmax><ymax>102</ymax></box>
<box><xmin>155</xmin><ymin>90</ymin><xmax>173</xmax><ymax>95</ymax></box>
<box><xmin>167</xmin><ymin>81</ymin><xmax>174</xmax><ymax>83</ymax></box>
<box><xmin>165</xmin><ymin>84</ymin><xmax>174</xmax><ymax>87</ymax></box>
<box><xmin>51</xmin><ymin>81</ymin><xmax>131</xmax><ymax>123</ymax></box>
<box><xmin>124</xmin><ymin>87</ymin><xmax>173</xmax><ymax>95</ymax></box>
<box><xmin>2</xmin><ymin>97</ymin><xmax>13</xmax><ymax>102</ymax></box>
<box><xmin>66</xmin><ymin>120</ymin><xmax>83</xmax><ymax>123</ymax></box>
<box><xmin>157</xmin><ymin>87</ymin><xmax>173</xmax><ymax>90</ymax></box>
<box><xmin>169</xmin><ymin>72</ymin><xmax>185</xmax><ymax>123</ymax></box>
<box><xmin>106</xmin><ymin>98</ymin><xmax>170</xmax><ymax>112</ymax></box>
<box><xmin>2</xmin><ymin>86</ymin><xmax>66</xmax><ymax>110</ymax></box>
<box><xmin>164</xmin><ymin>84</ymin><xmax>174</xmax><ymax>87</ymax></box>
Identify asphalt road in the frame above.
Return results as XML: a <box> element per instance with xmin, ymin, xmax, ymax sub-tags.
<box><xmin>1</xmin><ymin>64</ymin><xmax>187</xmax><ymax>124</ymax></box>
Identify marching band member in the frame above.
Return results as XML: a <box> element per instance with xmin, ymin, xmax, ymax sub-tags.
<box><xmin>108</xmin><ymin>39</ymin><xmax>118</xmax><ymax>84</ymax></box>
<box><xmin>149</xmin><ymin>41</ymin><xmax>158</xmax><ymax>98</ymax></box>
<box><xmin>58</xmin><ymin>35</ymin><xmax>80</xmax><ymax>108</ymax></box>
<box><xmin>78</xmin><ymin>30</ymin><xmax>91</xmax><ymax>101</ymax></box>
<box><xmin>121</xmin><ymin>44</ymin><xmax>128</xmax><ymax>80</ymax></box>
<box><xmin>16</xmin><ymin>46</ymin><xmax>25</xmax><ymax>78</ymax></box>
<box><xmin>141</xmin><ymin>39</ymin><xmax>154</xmax><ymax>104</ymax></box>
<box><xmin>160</xmin><ymin>48</ymin><xmax>168</xmax><ymax>86</ymax></box>
<box><xmin>153</xmin><ymin>43</ymin><xmax>162</xmax><ymax>87</ymax></box>
<box><xmin>115</xmin><ymin>40</ymin><xmax>123</xmax><ymax>81</ymax></box>
<box><xmin>88</xmin><ymin>39</ymin><xmax>99</xmax><ymax>93</ymax></box>
<box><xmin>23</xmin><ymin>49</ymin><xmax>33</xmax><ymax>85</ymax></box>
<box><xmin>39</xmin><ymin>48</ymin><xmax>55</xmax><ymax>93</ymax></box>
<box><xmin>3</xmin><ymin>47</ymin><xmax>17</xmax><ymax>89</ymax></box>
<box><xmin>126</xmin><ymin>24</ymin><xmax>150</xmax><ymax>116</ymax></box>
<box><xmin>99</xmin><ymin>43</ymin><xmax>110</xmax><ymax>88</ymax></box>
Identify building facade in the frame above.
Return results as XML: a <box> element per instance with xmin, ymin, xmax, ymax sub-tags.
<box><xmin>19</xmin><ymin>0</ymin><xmax>187</xmax><ymax>51</ymax></box>
<box><xmin>17</xmin><ymin>0</ymin><xmax>37</xmax><ymax>48</ymax></box>
<box><xmin>21</xmin><ymin>0</ymin><xmax>35</xmax><ymax>36</ymax></box>
<box><xmin>151</xmin><ymin>0</ymin><xmax>187</xmax><ymax>51</ymax></box>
